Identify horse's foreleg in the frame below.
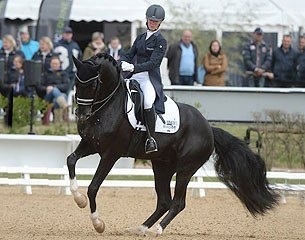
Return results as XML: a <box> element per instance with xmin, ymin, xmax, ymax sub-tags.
<box><xmin>70</xmin><ymin>177</ymin><xmax>88</xmax><ymax>208</ymax></box>
<box><xmin>67</xmin><ymin>140</ymin><xmax>95</xmax><ymax>208</ymax></box>
<box><xmin>87</xmin><ymin>156</ymin><xmax>119</xmax><ymax>233</ymax></box>
<box><xmin>127</xmin><ymin>161</ymin><xmax>175</xmax><ymax>236</ymax></box>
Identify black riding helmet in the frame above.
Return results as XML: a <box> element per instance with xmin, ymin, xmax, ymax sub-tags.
<box><xmin>146</xmin><ymin>4</ymin><xmax>165</xmax><ymax>21</ymax></box>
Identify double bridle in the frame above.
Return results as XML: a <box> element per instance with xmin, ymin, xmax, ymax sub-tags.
<box><xmin>75</xmin><ymin>72</ymin><xmax>121</xmax><ymax>120</ymax></box>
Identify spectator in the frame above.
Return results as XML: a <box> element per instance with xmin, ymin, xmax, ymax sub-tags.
<box><xmin>271</xmin><ymin>34</ymin><xmax>298</xmax><ymax>88</ymax></box>
<box><xmin>166</xmin><ymin>30</ymin><xmax>198</xmax><ymax>85</ymax></box>
<box><xmin>0</xmin><ymin>34</ymin><xmax>25</xmax><ymax>84</ymax></box>
<box><xmin>2</xmin><ymin>55</ymin><xmax>31</xmax><ymax>97</ymax></box>
<box><xmin>37</xmin><ymin>56</ymin><xmax>69</xmax><ymax>122</ymax></box>
<box><xmin>295</xmin><ymin>36</ymin><xmax>305</xmax><ymax>87</ymax></box>
<box><xmin>54</xmin><ymin>26</ymin><xmax>82</xmax><ymax>93</ymax></box>
<box><xmin>106</xmin><ymin>36</ymin><xmax>125</xmax><ymax>60</ymax></box>
<box><xmin>203</xmin><ymin>40</ymin><xmax>228</xmax><ymax>86</ymax></box>
<box><xmin>32</xmin><ymin>36</ymin><xmax>58</xmax><ymax>76</ymax></box>
<box><xmin>120</xmin><ymin>4</ymin><xmax>167</xmax><ymax>153</ymax></box>
<box><xmin>19</xmin><ymin>26</ymin><xmax>39</xmax><ymax>60</ymax></box>
<box><xmin>83</xmin><ymin>32</ymin><xmax>107</xmax><ymax>60</ymax></box>
<box><xmin>0</xmin><ymin>39</ymin><xmax>2</xmax><ymax>49</ymax></box>
<box><xmin>298</xmin><ymin>36</ymin><xmax>305</xmax><ymax>54</ymax></box>
<box><xmin>242</xmin><ymin>27</ymin><xmax>272</xmax><ymax>87</ymax></box>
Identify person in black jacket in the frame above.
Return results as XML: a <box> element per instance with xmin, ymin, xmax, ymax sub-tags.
<box><xmin>120</xmin><ymin>4</ymin><xmax>167</xmax><ymax>154</ymax></box>
<box><xmin>32</xmin><ymin>37</ymin><xmax>58</xmax><ymax>75</ymax></box>
<box><xmin>0</xmin><ymin>34</ymin><xmax>25</xmax><ymax>71</ymax></box>
<box><xmin>106</xmin><ymin>36</ymin><xmax>125</xmax><ymax>60</ymax></box>
<box><xmin>37</xmin><ymin>56</ymin><xmax>69</xmax><ymax>122</ymax></box>
<box><xmin>271</xmin><ymin>34</ymin><xmax>298</xmax><ymax>88</ymax></box>
<box><xmin>4</xmin><ymin>55</ymin><xmax>31</xmax><ymax>97</ymax></box>
<box><xmin>54</xmin><ymin>26</ymin><xmax>82</xmax><ymax>94</ymax></box>
<box><xmin>242</xmin><ymin>27</ymin><xmax>272</xmax><ymax>87</ymax></box>
<box><xmin>0</xmin><ymin>34</ymin><xmax>25</xmax><ymax>96</ymax></box>
<box><xmin>296</xmin><ymin>36</ymin><xmax>305</xmax><ymax>87</ymax></box>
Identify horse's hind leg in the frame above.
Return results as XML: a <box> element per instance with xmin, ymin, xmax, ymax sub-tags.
<box><xmin>127</xmin><ymin>161</ymin><xmax>176</xmax><ymax>236</ymax></box>
<box><xmin>67</xmin><ymin>139</ymin><xmax>96</xmax><ymax>208</ymax></box>
<box><xmin>151</xmin><ymin>168</ymin><xmax>197</xmax><ymax>235</ymax></box>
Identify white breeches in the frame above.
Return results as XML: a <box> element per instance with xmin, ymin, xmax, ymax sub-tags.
<box><xmin>131</xmin><ymin>72</ymin><xmax>156</xmax><ymax>109</ymax></box>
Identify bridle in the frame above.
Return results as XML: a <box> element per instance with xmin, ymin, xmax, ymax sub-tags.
<box><xmin>75</xmin><ymin>71</ymin><xmax>121</xmax><ymax>120</ymax></box>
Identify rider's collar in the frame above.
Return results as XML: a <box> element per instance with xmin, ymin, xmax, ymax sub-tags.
<box><xmin>146</xmin><ymin>29</ymin><xmax>158</xmax><ymax>40</ymax></box>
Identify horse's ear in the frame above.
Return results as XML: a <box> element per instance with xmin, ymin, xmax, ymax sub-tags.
<box><xmin>72</xmin><ymin>55</ymin><xmax>83</xmax><ymax>70</ymax></box>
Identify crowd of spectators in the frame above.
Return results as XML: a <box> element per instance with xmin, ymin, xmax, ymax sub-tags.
<box><xmin>0</xmin><ymin>26</ymin><xmax>124</xmax><ymax>124</ymax></box>
<box><xmin>166</xmin><ymin>28</ymin><xmax>305</xmax><ymax>88</ymax></box>
<box><xmin>1</xmin><ymin>25</ymin><xmax>305</xmax><ymax>124</ymax></box>
<box><xmin>240</xmin><ymin>28</ymin><xmax>303</xmax><ymax>88</ymax></box>
<box><xmin>1</xmin><ymin>26</ymin><xmax>304</xmax><ymax>96</ymax></box>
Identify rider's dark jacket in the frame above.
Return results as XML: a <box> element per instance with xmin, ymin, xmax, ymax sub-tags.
<box><xmin>120</xmin><ymin>30</ymin><xmax>167</xmax><ymax>114</ymax></box>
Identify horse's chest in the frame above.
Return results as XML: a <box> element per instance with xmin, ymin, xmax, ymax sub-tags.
<box><xmin>77</xmin><ymin>123</ymin><xmax>110</xmax><ymax>148</ymax></box>
<box><xmin>78</xmin><ymin>124</ymin><xmax>99</xmax><ymax>141</ymax></box>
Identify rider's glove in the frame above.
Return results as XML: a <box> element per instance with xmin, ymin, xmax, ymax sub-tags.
<box><xmin>121</xmin><ymin>61</ymin><xmax>134</xmax><ymax>72</ymax></box>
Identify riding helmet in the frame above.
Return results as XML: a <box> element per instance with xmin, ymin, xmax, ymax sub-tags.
<box><xmin>146</xmin><ymin>4</ymin><xmax>165</xmax><ymax>21</ymax></box>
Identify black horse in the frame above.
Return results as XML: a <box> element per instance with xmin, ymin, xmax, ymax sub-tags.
<box><xmin>67</xmin><ymin>53</ymin><xmax>279</xmax><ymax>236</ymax></box>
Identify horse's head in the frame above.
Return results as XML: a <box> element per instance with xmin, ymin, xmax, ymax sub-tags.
<box><xmin>73</xmin><ymin>56</ymin><xmax>101</xmax><ymax>122</ymax></box>
<box><xmin>73</xmin><ymin>53</ymin><xmax>122</xmax><ymax>122</ymax></box>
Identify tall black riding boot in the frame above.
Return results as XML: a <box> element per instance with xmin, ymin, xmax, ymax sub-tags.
<box><xmin>144</xmin><ymin>107</ymin><xmax>158</xmax><ymax>154</ymax></box>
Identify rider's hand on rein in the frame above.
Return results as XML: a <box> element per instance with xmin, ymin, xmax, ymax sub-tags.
<box><xmin>121</xmin><ymin>61</ymin><xmax>134</xmax><ymax>72</ymax></box>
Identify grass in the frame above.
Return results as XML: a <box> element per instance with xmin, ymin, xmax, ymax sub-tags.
<box><xmin>0</xmin><ymin>118</ymin><xmax>77</xmax><ymax>135</ymax></box>
<box><xmin>210</xmin><ymin>122</ymin><xmax>249</xmax><ymax>139</ymax></box>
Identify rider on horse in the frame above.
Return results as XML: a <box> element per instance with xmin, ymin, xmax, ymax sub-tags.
<box><xmin>120</xmin><ymin>4</ymin><xmax>167</xmax><ymax>154</ymax></box>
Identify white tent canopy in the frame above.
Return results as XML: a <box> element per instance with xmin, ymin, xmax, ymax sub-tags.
<box><xmin>3</xmin><ymin>0</ymin><xmax>304</xmax><ymax>37</ymax></box>
<box><xmin>152</xmin><ymin>0</ymin><xmax>304</xmax><ymax>31</ymax></box>
<box><xmin>149</xmin><ymin>0</ymin><xmax>305</xmax><ymax>45</ymax></box>
<box><xmin>274</xmin><ymin>0</ymin><xmax>305</xmax><ymax>30</ymax></box>
<box><xmin>4</xmin><ymin>0</ymin><xmax>304</xmax><ymax>26</ymax></box>
<box><xmin>4</xmin><ymin>0</ymin><xmax>42</xmax><ymax>20</ymax></box>
<box><xmin>70</xmin><ymin>0</ymin><xmax>148</xmax><ymax>22</ymax></box>
<box><xmin>4</xmin><ymin>0</ymin><xmax>149</xmax><ymax>22</ymax></box>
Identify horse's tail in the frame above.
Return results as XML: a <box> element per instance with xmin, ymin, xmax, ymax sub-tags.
<box><xmin>211</xmin><ymin>127</ymin><xmax>279</xmax><ymax>216</ymax></box>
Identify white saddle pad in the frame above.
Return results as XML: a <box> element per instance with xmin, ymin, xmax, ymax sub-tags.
<box><xmin>126</xmin><ymin>79</ymin><xmax>180</xmax><ymax>134</ymax></box>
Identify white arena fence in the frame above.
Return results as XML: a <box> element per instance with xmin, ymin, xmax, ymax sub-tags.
<box><xmin>0</xmin><ymin>134</ymin><xmax>305</xmax><ymax>202</ymax></box>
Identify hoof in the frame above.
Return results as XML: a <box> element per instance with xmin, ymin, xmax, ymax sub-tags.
<box><xmin>74</xmin><ymin>192</ymin><xmax>87</xmax><ymax>208</ymax></box>
<box><xmin>146</xmin><ymin>224</ymin><xmax>163</xmax><ymax>236</ymax></box>
<box><xmin>125</xmin><ymin>225</ymin><xmax>148</xmax><ymax>236</ymax></box>
<box><xmin>93</xmin><ymin>219</ymin><xmax>106</xmax><ymax>233</ymax></box>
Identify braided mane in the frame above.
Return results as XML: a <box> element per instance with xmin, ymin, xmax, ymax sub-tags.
<box><xmin>89</xmin><ymin>53</ymin><xmax>121</xmax><ymax>75</ymax></box>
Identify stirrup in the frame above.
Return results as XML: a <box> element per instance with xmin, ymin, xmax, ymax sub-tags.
<box><xmin>145</xmin><ymin>138</ymin><xmax>158</xmax><ymax>154</ymax></box>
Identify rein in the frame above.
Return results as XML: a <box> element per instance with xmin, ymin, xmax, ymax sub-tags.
<box><xmin>75</xmin><ymin>72</ymin><xmax>121</xmax><ymax>120</ymax></box>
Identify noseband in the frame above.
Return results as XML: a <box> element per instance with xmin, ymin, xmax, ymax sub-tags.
<box><xmin>75</xmin><ymin>72</ymin><xmax>121</xmax><ymax>120</ymax></box>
